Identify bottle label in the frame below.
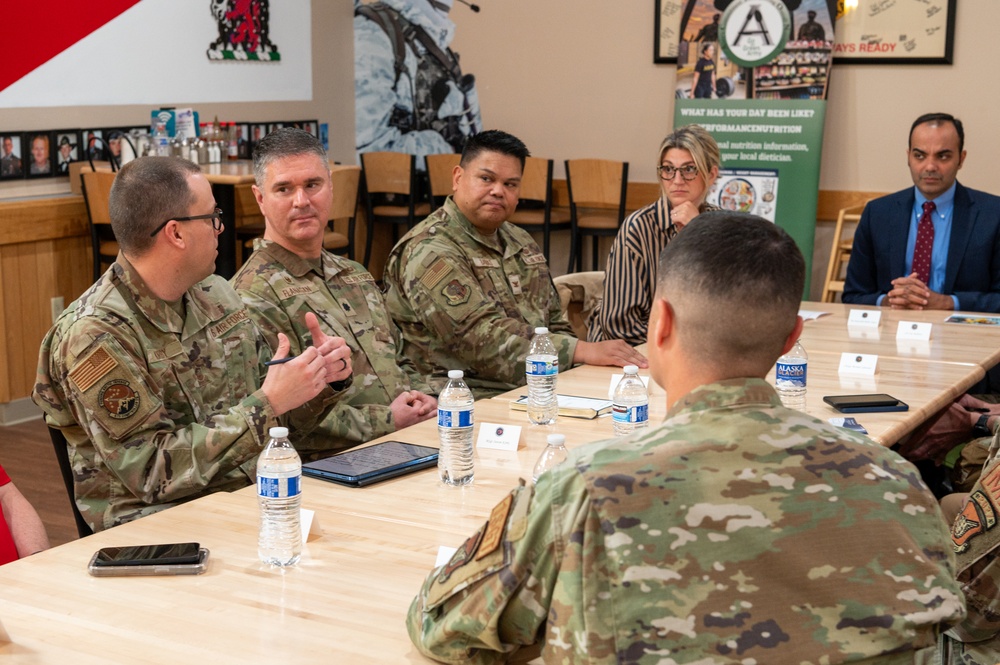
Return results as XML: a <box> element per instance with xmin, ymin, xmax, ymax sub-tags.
<box><xmin>612</xmin><ymin>404</ymin><xmax>649</xmax><ymax>424</ymax></box>
<box><xmin>257</xmin><ymin>473</ymin><xmax>301</xmax><ymax>499</ymax></box>
<box><xmin>775</xmin><ymin>361</ymin><xmax>807</xmax><ymax>388</ymax></box>
<box><xmin>438</xmin><ymin>407</ymin><xmax>473</xmax><ymax>428</ymax></box>
<box><xmin>526</xmin><ymin>358</ymin><xmax>558</xmax><ymax>376</ymax></box>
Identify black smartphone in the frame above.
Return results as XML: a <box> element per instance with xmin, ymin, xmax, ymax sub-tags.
<box><xmin>823</xmin><ymin>394</ymin><xmax>909</xmax><ymax>413</ymax></box>
<box><xmin>91</xmin><ymin>542</ymin><xmax>201</xmax><ymax>567</ymax></box>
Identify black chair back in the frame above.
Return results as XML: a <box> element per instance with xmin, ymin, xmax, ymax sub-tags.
<box><xmin>46</xmin><ymin>427</ymin><xmax>94</xmax><ymax>538</ymax></box>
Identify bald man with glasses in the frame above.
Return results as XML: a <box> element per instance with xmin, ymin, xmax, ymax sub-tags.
<box><xmin>33</xmin><ymin>156</ymin><xmax>351</xmax><ymax>532</ymax></box>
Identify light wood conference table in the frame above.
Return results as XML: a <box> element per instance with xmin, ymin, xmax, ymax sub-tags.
<box><xmin>2</xmin><ymin>301</ymin><xmax>999</xmax><ymax>661</ymax></box>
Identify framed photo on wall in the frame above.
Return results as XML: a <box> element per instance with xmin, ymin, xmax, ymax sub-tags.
<box><xmin>25</xmin><ymin>131</ymin><xmax>54</xmax><ymax>178</ymax></box>
<box><xmin>0</xmin><ymin>133</ymin><xmax>25</xmax><ymax>179</ymax></box>
<box><xmin>833</xmin><ymin>0</ymin><xmax>956</xmax><ymax>64</ymax></box>
<box><xmin>656</xmin><ymin>0</ymin><xmax>956</xmax><ymax>66</ymax></box>
<box><xmin>54</xmin><ymin>130</ymin><xmax>80</xmax><ymax>175</ymax></box>
<box><xmin>654</xmin><ymin>0</ymin><xmax>683</xmax><ymax>64</ymax></box>
<box><xmin>81</xmin><ymin>129</ymin><xmax>105</xmax><ymax>162</ymax></box>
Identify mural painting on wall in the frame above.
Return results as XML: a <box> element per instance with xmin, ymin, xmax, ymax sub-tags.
<box><xmin>354</xmin><ymin>0</ymin><xmax>482</xmax><ymax>169</ymax></box>
<box><xmin>207</xmin><ymin>0</ymin><xmax>280</xmax><ymax>61</ymax></box>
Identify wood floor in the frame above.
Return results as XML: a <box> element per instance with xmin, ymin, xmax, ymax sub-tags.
<box><xmin>0</xmin><ymin>417</ymin><xmax>78</xmax><ymax>547</ymax></box>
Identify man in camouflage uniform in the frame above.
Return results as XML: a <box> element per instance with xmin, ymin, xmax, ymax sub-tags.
<box><xmin>406</xmin><ymin>212</ymin><xmax>965</xmax><ymax>663</ymax></box>
<box><xmin>32</xmin><ymin>156</ymin><xmax>352</xmax><ymax>532</ymax></box>
<box><xmin>384</xmin><ymin>129</ymin><xmax>646</xmax><ymax>398</ymax></box>
<box><xmin>938</xmin><ymin>421</ymin><xmax>1000</xmax><ymax>663</ymax></box>
<box><xmin>232</xmin><ymin>128</ymin><xmax>437</xmax><ymax>460</ymax></box>
<box><xmin>354</xmin><ymin>0</ymin><xmax>482</xmax><ymax>166</ymax></box>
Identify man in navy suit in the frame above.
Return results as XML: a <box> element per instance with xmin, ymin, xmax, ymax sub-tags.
<box><xmin>844</xmin><ymin>113</ymin><xmax>1000</xmax><ymax>313</ymax></box>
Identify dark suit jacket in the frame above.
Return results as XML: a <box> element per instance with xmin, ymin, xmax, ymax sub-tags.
<box><xmin>843</xmin><ymin>183</ymin><xmax>1000</xmax><ymax>313</ymax></box>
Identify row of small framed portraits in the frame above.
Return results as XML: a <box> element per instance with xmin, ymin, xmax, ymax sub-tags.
<box><xmin>0</xmin><ymin>120</ymin><xmax>320</xmax><ymax>180</ymax></box>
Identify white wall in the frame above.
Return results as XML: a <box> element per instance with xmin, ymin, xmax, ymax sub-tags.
<box><xmin>451</xmin><ymin>0</ymin><xmax>994</xmax><ymax>193</ymax></box>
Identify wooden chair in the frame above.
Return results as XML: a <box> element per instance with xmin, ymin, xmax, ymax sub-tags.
<box><xmin>564</xmin><ymin>159</ymin><xmax>629</xmax><ymax>273</ymax></box>
<box><xmin>425</xmin><ymin>153</ymin><xmax>461</xmax><ymax>208</ymax></box>
<box><xmin>46</xmin><ymin>427</ymin><xmax>93</xmax><ymax>539</ymax></box>
<box><xmin>360</xmin><ymin>151</ymin><xmax>431</xmax><ymax>268</ymax></box>
<box><xmin>821</xmin><ymin>203</ymin><xmax>867</xmax><ymax>303</ymax></box>
<box><xmin>323</xmin><ymin>165</ymin><xmax>362</xmax><ymax>260</ymax></box>
<box><xmin>80</xmin><ymin>170</ymin><xmax>119</xmax><ymax>280</ymax></box>
<box><xmin>507</xmin><ymin>157</ymin><xmax>571</xmax><ymax>261</ymax></box>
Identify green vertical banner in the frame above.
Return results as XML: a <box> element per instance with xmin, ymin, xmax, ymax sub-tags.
<box><xmin>674</xmin><ymin>0</ymin><xmax>834</xmax><ymax>295</ymax></box>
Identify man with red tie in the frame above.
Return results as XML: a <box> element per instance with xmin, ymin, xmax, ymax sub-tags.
<box><xmin>844</xmin><ymin>113</ymin><xmax>1000</xmax><ymax>313</ymax></box>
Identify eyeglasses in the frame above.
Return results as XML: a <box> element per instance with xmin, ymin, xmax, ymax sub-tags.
<box><xmin>657</xmin><ymin>164</ymin><xmax>700</xmax><ymax>181</ymax></box>
<box><xmin>149</xmin><ymin>208</ymin><xmax>224</xmax><ymax>237</ymax></box>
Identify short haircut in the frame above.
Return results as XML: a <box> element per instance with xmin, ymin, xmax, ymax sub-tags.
<box><xmin>252</xmin><ymin>127</ymin><xmax>328</xmax><ymax>188</ymax></box>
<box><xmin>658</xmin><ymin>124</ymin><xmax>722</xmax><ymax>181</ymax></box>
<box><xmin>460</xmin><ymin>130</ymin><xmax>530</xmax><ymax>170</ymax></box>
<box><xmin>655</xmin><ymin>212</ymin><xmax>804</xmax><ymax>375</ymax></box>
<box><xmin>109</xmin><ymin>156</ymin><xmax>201</xmax><ymax>256</ymax></box>
<box><xmin>909</xmin><ymin>112</ymin><xmax>965</xmax><ymax>153</ymax></box>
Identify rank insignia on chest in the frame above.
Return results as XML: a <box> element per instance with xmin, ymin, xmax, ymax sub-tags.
<box><xmin>509</xmin><ymin>274</ymin><xmax>522</xmax><ymax>295</ymax></box>
<box><xmin>441</xmin><ymin>279</ymin><xmax>471</xmax><ymax>306</ymax></box>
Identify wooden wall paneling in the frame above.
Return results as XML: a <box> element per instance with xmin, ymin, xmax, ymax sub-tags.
<box><xmin>0</xmin><ymin>245</ymin><xmax>8</xmax><ymax>403</ymax></box>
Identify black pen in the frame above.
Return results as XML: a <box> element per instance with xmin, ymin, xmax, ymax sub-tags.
<box><xmin>264</xmin><ymin>356</ymin><xmax>296</xmax><ymax>366</ymax></box>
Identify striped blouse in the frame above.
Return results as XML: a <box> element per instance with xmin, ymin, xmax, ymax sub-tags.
<box><xmin>588</xmin><ymin>197</ymin><xmax>720</xmax><ymax>345</ymax></box>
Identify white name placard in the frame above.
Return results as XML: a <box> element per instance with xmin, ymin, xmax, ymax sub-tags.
<box><xmin>839</xmin><ymin>352</ymin><xmax>878</xmax><ymax>376</ymax></box>
<box><xmin>896</xmin><ymin>321</ymin><xmax>932</xmax><ymax>341</ymax></box>
<box><xmin>848</xmin><ymin>309</ymin><xmax>881</xmax><ymax>326</ymax></box>
<box><xmin>477</xmin><ymin>422</ymin><xmax>521</xmax><ymax>451</ymax></box>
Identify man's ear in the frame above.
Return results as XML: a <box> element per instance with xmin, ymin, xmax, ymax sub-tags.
<box><xmin>778</xmin><ymin>316</ymin><xmax>805</xmax><ymax>356</ymax></box>
<box><xmin>649</xmin><ymin>297</ymin><xmax>674</xmax><ymax>351</ymax></box>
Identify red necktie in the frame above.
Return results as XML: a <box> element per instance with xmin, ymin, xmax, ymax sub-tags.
<box><xmin>912</xmin><ymin>201</ymin><xmax>936</xmax><ymax>284</ymax></box>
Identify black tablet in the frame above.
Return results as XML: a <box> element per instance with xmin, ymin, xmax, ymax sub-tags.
<box><xmin>302</xmin><ymin>441</ymin><xmax>439</xmax><ymax>487</ymax></box>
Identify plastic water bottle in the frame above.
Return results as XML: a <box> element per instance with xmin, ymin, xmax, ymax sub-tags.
<box><xmin>532</xmin><ymin>434</ymin><xmax>568</xmax><ymax>484</ymax></box>
<box><xmin>526</xmin><ymin>327</ymin><xmax>559</xmax><ymax>425</ymax></box>
<box><xmin>775</xmin><ymin>339</ymin><xmax>808</xmax><ymax>410</ymax></box>
<box><xmin>612</xmin><ymin>365</ymin><xmax>649</xmax><ymax>437</ymax></box>
<box><xmin>257</xmin><ymin>426</ymin><xmax>302</xmax><ymax>566</ymax></box>
<box><xmin>438</xmin><ymin>370</ymin><xmax>474</xmax><ymax>486</ymax></box>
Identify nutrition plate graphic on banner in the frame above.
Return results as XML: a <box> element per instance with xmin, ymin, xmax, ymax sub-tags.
<box><xmin>708</xmin><ymin>168</ymin><xmax>779</xmax><ymax>221</ymax></box>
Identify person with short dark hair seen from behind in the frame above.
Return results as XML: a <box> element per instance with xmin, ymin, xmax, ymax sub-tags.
<box><xmin>407</xmin><ymin>211</ymin><xmax>965</xmax><ymax>663</ymax></box>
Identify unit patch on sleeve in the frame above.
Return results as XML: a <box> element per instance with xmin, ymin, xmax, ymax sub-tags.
<box><xmin>441</xmin><ymin>279</ymin><xmax>471</xmax><ymax>306</ymax></box>
<box><xmin>98</xmin><ymin>379</ymin><xmax>141</xmax><ymax>419</ymax></box>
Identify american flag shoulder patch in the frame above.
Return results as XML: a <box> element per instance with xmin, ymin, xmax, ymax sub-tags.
<box><xmin>68</xmin><ymin>345</ymin><xmax>119</xmax><ymax>393</ymax></box>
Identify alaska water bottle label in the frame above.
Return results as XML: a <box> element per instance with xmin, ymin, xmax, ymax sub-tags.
<box><xmin>776</xmin><ymin>361</ymin><xmax>807</xmax><ymax>387</ymax></box>
<box><xmin>526</xmin><ymin>358</ymin><xmax>558</xmax><ymax>376</ymax></box>
<box><xmin>612</xmin><ymin>404</ymin><xmax>648</xmax><ymax>424</ymax></box>
<box><xmin>257</xmin><ymin>474</ymin><xmax>301</xmax><ymax>498</ymax></box>
<box><xmin>438</xmin><ymin>407</ymin><xmax>474</xmax><ymax>428</ymax></box>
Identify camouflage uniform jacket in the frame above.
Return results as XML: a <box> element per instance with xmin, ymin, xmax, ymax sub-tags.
<box><xmin>232</xmin><ymin>239</ymin><xmax>428</xmax><ymax>460</ymax></box>
<box><xmin>407</xmin><ymin>379</ymin><xmax>965</xmax><ymax>664</ymax></box>
<box><xmin>32</xmin><ymin>255</ymin><xmax>328</xmax><ymax>531</ymax></box>
<box><xmin>941</xmin><ymin>454</ymin><xmax>1000</xmax><ymax>663</ymax></box>
<box><xmin>384</xmin><ymin>197</ymin><xmax>577</xmax><ymax>398</ymax></box>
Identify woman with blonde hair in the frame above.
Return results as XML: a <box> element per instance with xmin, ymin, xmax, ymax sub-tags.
<box><xmin>589</xmin><ymin>124</ymin><xmax>721</xmax><ymax>345</ymax></box>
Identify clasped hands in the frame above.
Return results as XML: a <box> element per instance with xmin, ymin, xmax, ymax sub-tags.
<box><xmin>884</xmin><ymin>272</ymin><xmax>953</xmax><ymax>311</ymax></box>
<box><xmin>262</xmin><ymin>312</ymin><xmax>353</xmax><ymax>415</ymax></box>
